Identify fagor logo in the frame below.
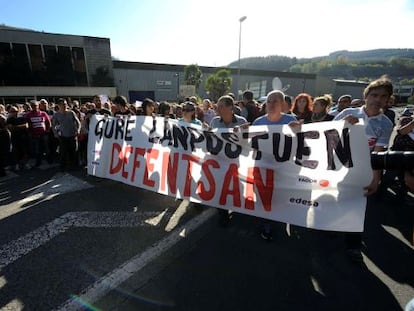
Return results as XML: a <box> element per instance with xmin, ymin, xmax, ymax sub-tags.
<box><xmin>298</xmin><ymin>177</ymin><xmax>317</xmax><ymax>184</ymax></box>
<box><xmin>289</xmin><ymin>197</ymin><xmax>320</xmax><ymax>208</ymax></box>
<box><xmin>297</xmin><ymin>176</ymin><xmax>330</xmax><ymax>187</ymax></box>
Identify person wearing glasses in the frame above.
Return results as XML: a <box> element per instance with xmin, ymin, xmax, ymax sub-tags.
<box><xmin>179</xmin><ymin>102</ymin><xmax>202</xmax><ymax>125</ymax></box>
<box><xmin>209</xmin><ymin>95</ymin><xmax>249</xmax><ymax>226</ymax></box>
<box><xmin>329</xmin><ymin>94</ymin><xmax>352</xmax><ymax>117</ymax></box>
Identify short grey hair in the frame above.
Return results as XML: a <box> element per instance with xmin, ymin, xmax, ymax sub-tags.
<box><xmin>266</xmin><ymin>90</ymin><xmax>285</xmax><ymax>102</ymax></box>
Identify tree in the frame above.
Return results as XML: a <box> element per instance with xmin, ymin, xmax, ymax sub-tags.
<box><xmin>184</xmin><ymin>64</ymin><xmax>202</xmax><ymax>90</ymax></box>
<box><xmin>205</xmin><ymin>69</ymin><xmax>232</xmax><ymax>102</ymax></box>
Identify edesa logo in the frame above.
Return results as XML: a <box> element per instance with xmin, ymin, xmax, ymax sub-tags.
<box><xmin>289</xmin><ymin>197</ymin><xmax>320</xmax><ymax>208</ymax></box>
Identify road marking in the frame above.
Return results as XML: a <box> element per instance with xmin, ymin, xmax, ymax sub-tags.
<box><xmin>0</xmin><ymin>173</ymin><xmax>94</xmax><ymax>221</ymax></box>
<box><xmin>0</xmin><ymin>210</ymin><xmax>176</xmax><ymax>270</ymax></box>
<box><xmin>56</xmin><ymin>207</ymin><xmax>216</xmax><ymax>311</ymax></box>
<box><xmin>1</xmin><ymin>172</ymin><xmax>217</xmax><ymax>310</ymax></box>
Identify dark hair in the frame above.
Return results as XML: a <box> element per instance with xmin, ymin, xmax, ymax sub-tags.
<box><xmin>243</xmin><ymin>90</ymin><xmax>254</xmax><ymax>101</ymax></box>
<box><xmin>57</xmin><ymin>98</ymin><xmax>67</xmax><ymax>105</ymax></box>
<box><xmin>142</xmin><ymin>98</ymin><xmax>155</xmax><ymax>115</ymax></box>
<box><xmin>158</xmin><ymin>101</ymin><xmax>171</xmax><ymax>116</ymax></box>
<box><xmin>284</xmin><ymin>95</ymin><xmax>292</xmax><ymax>106</ymax></box>
<box><xmin>113</xmin><ymin>95</ymin><xmax>127</xmax><ymax>107</ymax></box>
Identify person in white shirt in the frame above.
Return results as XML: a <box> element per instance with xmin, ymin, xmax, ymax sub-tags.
<box><xmin>334</xmin><ymin>77</ymin><xmax>394</xmax><ymax>263</ymax></box>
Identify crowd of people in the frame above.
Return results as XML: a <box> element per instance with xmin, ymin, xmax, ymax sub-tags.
<box><xmin>0</xmin><ymin>80</ymin><xmax>413</xmax><ymax>309</ymax></box>
<box><xmin>0</xmin><ymin>78</ymin><xmax>413</xmax><ymax>254</ymax></box>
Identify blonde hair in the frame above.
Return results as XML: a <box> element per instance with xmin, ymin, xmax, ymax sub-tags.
<box><xmin>313</xmin><ymin>94</ymin><xmax>332</xmax><ymax>110</ymax></box>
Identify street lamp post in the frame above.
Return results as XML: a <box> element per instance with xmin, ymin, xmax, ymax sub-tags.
<box><xmin>237</xmin><ymin>16</ymin><xmax>247</xmax><ymax>99</ymax></box>
<box><xmin>174</xmin><ymin>73</ymin><xmax>180</xmax><ymax>101</ymax></box>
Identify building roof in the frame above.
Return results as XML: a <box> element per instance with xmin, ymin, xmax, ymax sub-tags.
<box><xmin>333</xmin><ymin>79</ymin><xmax>369</xmax><ymax>86</ymax></box>
<box><xmin>113</xmin><ymin>61</ymin><xmax>316</xmax><ymax>79</ymax></box>
<box><xmin>0</xmin><ymin>24</ymin><xmax>35</xmax><ymax>31</ymax></box>
<box><xmin>0</xmin><ymin>24</ymin><xmax>109</xmax><ymax>40</ymax></box>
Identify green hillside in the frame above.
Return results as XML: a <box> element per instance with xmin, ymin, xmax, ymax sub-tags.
<box><xmin>228</xmin><ymin>49</ymin><xmax>414</xmax><ymax>82</ymax></box>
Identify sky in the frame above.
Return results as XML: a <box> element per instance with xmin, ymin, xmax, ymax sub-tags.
<box><xmin>1</xmin><ymin>0</ymin><xmax>414</xmax><ymax>67</ymax></box>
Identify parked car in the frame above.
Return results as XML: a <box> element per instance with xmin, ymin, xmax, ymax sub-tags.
<box><xmin>257</xmin><ymin>96</ymin><xmax>267</xmax><ymax>103</ymax></box>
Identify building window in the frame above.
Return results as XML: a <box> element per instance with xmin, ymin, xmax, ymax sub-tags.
<box><xmin>72</xmin><ymin>47</ymin><xmax>88</xmax><ymax>86</ymax></box>
<box><xmin>11</xmin><ymin>43</ymin><xmax>31</xmax><ymax>85</ymax></box>
<box><xmin>28</xmin><ymin>44</ymin><xmax>46</xmax><ymax>85</ymax></box>
<box><xmin>56</xmin><ymin>46</ymin><xmax>75</xmax><ymax>86</ymax></box>
<box><xmin>0</xmin><ymin>42</ymin><xmax>12</xmax><ymax>86</ymax></box>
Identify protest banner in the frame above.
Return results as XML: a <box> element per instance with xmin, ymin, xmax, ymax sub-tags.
<box><xmin>87</xmin><ymin>115</ymin><xmax>372</xmax><ymax>232</ymax></box>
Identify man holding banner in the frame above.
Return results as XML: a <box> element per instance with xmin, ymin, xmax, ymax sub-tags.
<box><xmin>209</xmin><ymin>95</ymin><xmax>249</xmax><ymax>226</ymax></box>
<box><xmin>252</xmin><ymin>90</ymin><xmax>300</xmax><ymax>240</ymax></box>
<box><xmin>334</xmin><ymin>76</ymin><xmax>394</xmax><ymax>263</ymax></box>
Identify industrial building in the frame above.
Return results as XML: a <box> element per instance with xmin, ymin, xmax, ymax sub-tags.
<box><xmin>3</xmin><ymin>25</ymin><xmax>405</xmax><ymax>105</ymax></box>
<box><xmin>0</xmin><ymin>25</ymin><xmax>116</xmax><ymax>104</ymax></box>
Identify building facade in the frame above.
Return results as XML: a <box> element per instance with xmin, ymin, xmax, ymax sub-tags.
<box><xmin>5</xmin><ymin>25</ymin><xmax>395</xmax><ymax>106</ymax></box>
<box><xmin>113</xmin><ymin>60</ymin><xmax>317</xmax><ymax>103</ymax></box>
<box><xmin>0</xmin><ymin>26</ymin><xmax>116</xmax><ymax>104</ymax></box>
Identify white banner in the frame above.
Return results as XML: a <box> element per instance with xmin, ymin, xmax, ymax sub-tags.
<box><xmin>87</xmin><ymin>115</ymin><xmax>372</xmax><ymax>232</ymax></box>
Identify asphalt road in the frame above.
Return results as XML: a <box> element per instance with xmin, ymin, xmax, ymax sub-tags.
<box><xmin>0</xmin><ymin>166</ymin><xmax>202</xmax><ymax>310</ymax></box>
<box><xmin>0</xmin><ymin>164</ymin><xmax>413</xmax><ymax>311</ymax></box>
<box><xmin>94</xmin><ymin>191</ymin><xmax>414</xmax><ymax>311</ymax></box>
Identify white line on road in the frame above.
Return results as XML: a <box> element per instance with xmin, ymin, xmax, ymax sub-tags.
<box><xmin>0</xmin><ymin>173</ymin><xmax>94</xmax><ymax>221</ymax></box>
<box><xmin>0</xmin><ymin>211</ymin><xmax>172</xmax><ymax>270</ymax></box>
<box><xmin>56</xmin><ymin>207</ymin><xmax>216</xmax><ymax>311</ymax></box>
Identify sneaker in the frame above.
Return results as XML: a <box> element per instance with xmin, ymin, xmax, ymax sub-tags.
<box><xmin>346</xmin><ymin>248</ymin><xmax>363</xmax><ymax>263</ymax></box>
<box><xmin>14</xmin><ymin>164</ymin><xmax>20</xmax><ymax>171</ymax></box>
<box><xmin>260</xmin><ymin>229</ymin><xmax>273</xmax><ymax>241</ymax></box>
<box><xmin>24</xmin><ymin>164</ymin><xmax>32</xmax><ymax>170</ymax></box>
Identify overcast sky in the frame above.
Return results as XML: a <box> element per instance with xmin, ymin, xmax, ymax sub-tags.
<box><xmin>2</xmin><ymin>0</ymin><xmax>414</xmax><ymax>67</ymax></box>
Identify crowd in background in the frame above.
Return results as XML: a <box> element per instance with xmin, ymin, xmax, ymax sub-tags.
<box><xmin>0</xmin><ymin>87</ymin><xmax>412</xmax><ymax>178</ymax></box>
<box><xmin>0</xmin><ymin>78</ymin><xmax>413</xmax><ymax>258</ymax></box>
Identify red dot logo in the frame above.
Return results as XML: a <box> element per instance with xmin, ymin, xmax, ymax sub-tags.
<box><xmin>319</xmin><ymin>180</ymin><xmax>329</xmax><ymax>187</ymax></box>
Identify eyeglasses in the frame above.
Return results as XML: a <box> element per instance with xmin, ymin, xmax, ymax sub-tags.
<box><xmin>183</xmin><ymin>108</ymin><xmax>195</xmax><ymax>112</ymax></box>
